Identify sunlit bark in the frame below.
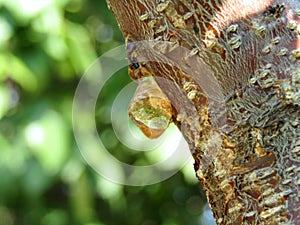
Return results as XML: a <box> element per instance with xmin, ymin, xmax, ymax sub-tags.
<box><xmin>105</xmin><ymin>0</ymin><xmax>300</xmax><ymax>224</ymax></box>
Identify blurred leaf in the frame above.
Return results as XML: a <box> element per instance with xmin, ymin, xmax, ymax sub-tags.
<box><xmin>42</xmin><ymin>209</ymin><xmax>68</xmax><ymax>225</ymax></box>
<box><xmin>2</xmin><ymin>0</ymin><xmax>53</xmax><ymax>23</ymax></box>
<box><xmin>31</xmin><ymin>3</ymin><xmax>63</xmax><ymax>35</ymax></box>
<box><xmin>43</xmin><ymin>34</ymin><xmax>68</xmax><ymax>60</ymax></box>
<box><xmin>65</xmin><ymin>21</ymin><xmax>97</xmax><ymax>75</ymax></box>
<box><xmin>0</xmin><ymin>84</ymin><xmax>10</xmax><ymax>118</ymax></box>
<box><xmin>0</xmin><ymin>131</ymin><xmax>29</xmax><ymax>176</ymax></box>
<box><xmin>0</xmin><ymin>206</ymin><xmax>15</xmax><ymax>225</ymax></box>
<box><xmin>21</xmin><ymin>160</ymin><xmax>51</xmax><ymax>196</ymax></box>
<box><xmin>24</xmin><ymin>110</ymin><xmax>70</xmax><ymax>174</ymax></box>
<box><xmin>0</xmin><ymin>53</ymin><xmax>37</xmax><ymax>92</ymax></box>
<box><xmin>69</xmin><ymin>170</ymin><xmax>95</xmax><ymax>224</ymax></box>
<box><xmin>0</xmin><ymin>16</ymin><xmax>13</xmax><ymax>47</ymax></box>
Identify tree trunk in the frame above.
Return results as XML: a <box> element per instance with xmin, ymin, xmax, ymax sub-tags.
<box><xmin>105</xmin><ymin>0</ymin><xmax>300</xmax><ymax>224</ymax></box>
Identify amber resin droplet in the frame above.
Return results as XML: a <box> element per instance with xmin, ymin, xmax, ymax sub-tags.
<box><xmin>128</xmin><ymin>76</ymin><xmax>173</xmax><ymax>139</ymax></box>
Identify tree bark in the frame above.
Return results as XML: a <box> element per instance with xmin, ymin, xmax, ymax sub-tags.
<box><xmin>105</xmin><ymin>0</ymin><xmax>300</xmax><ymax>224</ymax></box>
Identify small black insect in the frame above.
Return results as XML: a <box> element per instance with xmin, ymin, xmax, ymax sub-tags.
<box><xmin>126</xmin><ymin>35</ymin><xmax>140</xmax><ymax>70</ymax></box>
<box><xmin>130</xmin><ymin>62</ymin><xmax>140</xmax><ymax>69</ymax></box>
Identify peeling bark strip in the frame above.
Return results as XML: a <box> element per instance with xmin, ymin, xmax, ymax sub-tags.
<box><xmin>106</xmin><ymin>0</ymin><xmax>300</xmax><ymax>224</ymax></box>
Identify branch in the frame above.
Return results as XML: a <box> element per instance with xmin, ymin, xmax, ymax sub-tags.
<box><xmin>106</xmin><ymin>0</ymin><xmax>300</xmax><ymax>224</ymax></box>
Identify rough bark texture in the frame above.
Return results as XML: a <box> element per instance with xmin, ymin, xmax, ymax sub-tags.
<box><xmin>105</xmin><ymin>0</ymin><xmax>300</xmax><ymax>224</ymax></box>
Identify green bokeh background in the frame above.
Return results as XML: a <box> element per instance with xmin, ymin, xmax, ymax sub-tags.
<box><xmin>0</xmin><ymin>1</ymin><xmax>214</xmax><ymax>224</ymax></box>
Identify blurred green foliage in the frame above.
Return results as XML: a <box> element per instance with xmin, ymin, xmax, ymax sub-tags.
<box><xmin>0</xmin><ymin>0</ymin><xmax>213</xmax><ymax>224</ymax></box>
